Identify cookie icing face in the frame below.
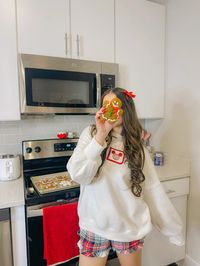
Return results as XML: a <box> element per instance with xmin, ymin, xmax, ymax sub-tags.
<box><xmin>100</xmin><ymin>97</ymin><xmax>123</xmax><ymax>123</ymax></box>
<box><xmin>111</xmin><ymin>98</ymin><xmax>122</xmax><ymax>108</ymax></box>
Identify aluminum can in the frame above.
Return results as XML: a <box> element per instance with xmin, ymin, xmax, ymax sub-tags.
<box><xmin>154</xmin><ymin>152</ymin><xmax>164</xmax><ymax>166</ymax></box>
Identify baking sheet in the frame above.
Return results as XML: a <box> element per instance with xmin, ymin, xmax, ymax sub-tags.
<box><xmin>30</xmin><ymin>171</ymin><xmax>79</xmax><ymax>195</ymax></box>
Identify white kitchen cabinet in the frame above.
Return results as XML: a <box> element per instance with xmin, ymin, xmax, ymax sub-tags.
<box><xmin>11</xmin><ymin>205</ymin><xmax>27</xmax><ymax>266</ymax></box>
<box><xmin>115</xmin><ymin>0</ymin><xmax>165</xmax><ymax>118</ymax></box>
<box><xmin>70</xmin><ymin>0</ymin><xmax>115</xmax><ymax>62</ymax></box>
<box><xmin>17</xmin><ymin>0</ymin><xmax>115</xmax><ymax>62</ymax></box>
<box><xmin>0</xmin><ymin>0</ymin><xmax>20</xmax><ymax>121</ymax></box>
<box><xmin>17</xmin><ymin>0</ymin><xmax>70</xmax><ymax>57</ymax></box>
<box><xmin>142</xmin><ymin>177</ymin><xmax>190</xmax><ymax>266</ymax></box>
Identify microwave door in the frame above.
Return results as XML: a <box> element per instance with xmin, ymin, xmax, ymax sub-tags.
<box><xmin>22</xmin><ymin>68</ymin><xmax>99</xmax><ymax>114</ymax></box>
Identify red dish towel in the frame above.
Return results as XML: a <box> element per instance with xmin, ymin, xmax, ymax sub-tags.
<box><xmin>43</xmin><ymin>202</ymin><xmax>80</xmax><ymax>266</ymax></box>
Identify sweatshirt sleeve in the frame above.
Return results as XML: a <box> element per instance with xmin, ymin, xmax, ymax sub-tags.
<box><xmin>142</xmin><ymin>147</ymin><xmax>185</xmax><ymax>246</ymax></box>
<box><xmin>66</xmin><ymin>125</ymin><xmax>107</xmax><ymax>185</ymax></box>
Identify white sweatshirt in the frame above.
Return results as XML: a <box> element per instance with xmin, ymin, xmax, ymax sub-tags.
<box><xmin>67</xmin><ymin>126</ymin><xmax>184</xmax><ymax>245</ymax></box>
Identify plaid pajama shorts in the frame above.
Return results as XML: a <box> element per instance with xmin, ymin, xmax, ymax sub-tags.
<box><xmin>77</xmin><ymin>228</ymin><xmax>144</xmax><ymax>258</ymax></box>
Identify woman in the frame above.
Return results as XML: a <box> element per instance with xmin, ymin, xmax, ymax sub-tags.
<box><xmin>67</xmin><ymin>87</ymin><xmax>184</xmax><ymax>266</ymax></box>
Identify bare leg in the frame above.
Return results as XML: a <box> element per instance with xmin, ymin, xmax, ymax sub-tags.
<box><xmin>117</xmin><ymin>249</ymin><xmax>142</xmax><ymax>266</ymax></box>
<box><xmin>79</xmin><ymin>254</ymin><xmax>108</xmax><ymax>266</ymax></box>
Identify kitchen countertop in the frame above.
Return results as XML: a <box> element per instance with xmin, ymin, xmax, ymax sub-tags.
<box><xmin>0</xmin><ymin>176</ymin><xmax>25</xmax><ymax>209</ymax></box>
<box><xmin>0</xmin><ymin>157</ymin><xmax>190</xmax><ymax>209</ymax></box>
<box><xmin>155</xmin><ymin>157</ymin><xmax>191</xmax><ymax>182</ymax></box>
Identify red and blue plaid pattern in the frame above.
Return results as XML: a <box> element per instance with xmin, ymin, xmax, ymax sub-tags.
<box><xmin>78</xmin><ymin>229</ymin><xmax>144</xmax><ymax>257</ymax></box>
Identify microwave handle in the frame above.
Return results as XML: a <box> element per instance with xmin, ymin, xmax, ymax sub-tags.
<box><xmin>96</xmin><ymin>74</ymin><xmax>101</xmax><ymax>108</ymax></box>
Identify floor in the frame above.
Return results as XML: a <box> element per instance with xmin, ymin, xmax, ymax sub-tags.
<box><xmin>106</xmin><ymin>258</ymin><xmax>120</xmax><ymax>266</ymax></box>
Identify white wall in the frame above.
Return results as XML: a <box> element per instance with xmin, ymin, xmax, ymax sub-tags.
<box><xmin>146</xmin><ymin>0</ymin><xmax>200</xmax><ymax>265</ymax></box>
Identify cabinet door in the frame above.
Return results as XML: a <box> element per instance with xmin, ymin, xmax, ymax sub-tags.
<box><xmin>115</xmin><ymin>0</ymin><xmax>165</xmax><ymax>118</ymax></box>
<box><xmin>142</xmin><ymin>195</ymin><xmax>187</xmax><ymax>266</ymax></box>
<box><xmin>17</xmin><ymin>0</ymin><xmax>70</xmax><ymax>57</ymax></box>
<box><xmin>0</xmin><ymin>0</ymin><xmax>20</xmax><ymax>121</ymax></box>
<box><xmin>70</xmin><ymin>0</ymin><xmax>115</xmax><ymax>62</ymax></box>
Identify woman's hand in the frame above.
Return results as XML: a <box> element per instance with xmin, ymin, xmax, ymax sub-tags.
<box><xmin>95</xmin><ymin>107</ymin><xmax>114</xmax><ymax>146</ymax></box>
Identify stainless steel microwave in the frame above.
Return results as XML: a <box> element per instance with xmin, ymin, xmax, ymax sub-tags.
<box><xmin>19</xmin><ymin>54</ymin><xmax>118</xmax><ymax>115</ymax></box>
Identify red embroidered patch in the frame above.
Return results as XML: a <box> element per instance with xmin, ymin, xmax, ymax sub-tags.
<box><xmin>106</xmin><ymin>147</ymin><xmax>125</xmax><ymax>165</ymax></box>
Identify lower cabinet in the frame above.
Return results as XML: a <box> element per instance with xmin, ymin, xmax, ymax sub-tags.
<box><xmin>0</xmin><ymin>209</ymin><xmax>13</xmax><ymax>266</ymax></box>
<box><xmin>142</xmin><ymin>177</ymin><xmax>189</xmax><ymax>266</ymax></box>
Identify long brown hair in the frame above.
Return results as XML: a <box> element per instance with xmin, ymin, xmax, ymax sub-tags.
<box><xmin>91</xmin><ymin>87</ymin><xmax>145</xmax><ymax>197</ymax></box>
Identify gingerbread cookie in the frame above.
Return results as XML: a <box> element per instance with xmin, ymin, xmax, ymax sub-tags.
<box><xmin>100</xmin><ymin>97</ymin><xmax>123</xmax><ymax>123</ymax></box>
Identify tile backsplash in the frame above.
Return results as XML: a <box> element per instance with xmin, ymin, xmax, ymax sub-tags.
<box><xmin>0</xmin><ymin>115</ymin><xmax>145</xmax><ymax>155</ymax></box>
<box><xmin>0</xmin><ymin>115</ymin><xmax>95</xmax><ymax>155</ymax></box>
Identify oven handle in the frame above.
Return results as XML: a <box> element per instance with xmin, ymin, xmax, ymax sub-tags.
<box><xmin>27</xmin><ymin>198</ymin><xmax>79</xmax><ymax>218</ymax></box>
<box><xmin>27</xmin><ymin>209</ymin><xmax>43</xmax><ymax>218</ymax></box>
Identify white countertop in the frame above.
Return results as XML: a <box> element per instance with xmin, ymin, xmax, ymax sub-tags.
<box><xmin>155</xmin><ymin>157</ymin><xmax>191</xmax><ymax>182</ymax></box>
<box><xmin>0</xmin><ymin>176</ymin><xmax>25</xmax><ymax>209</ymax></box>
<box><xmin>0</xmin><ymin>158</ymin><xmax>190</xmax><ymax>209</ymax></box>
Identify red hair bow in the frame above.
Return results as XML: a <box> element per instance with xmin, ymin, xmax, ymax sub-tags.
<box><xmin>122</xmin><ymin>89</ymin><xmax>136</xmax><ymax>100</ymax></box>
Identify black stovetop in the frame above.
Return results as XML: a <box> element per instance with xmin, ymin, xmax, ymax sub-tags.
<box><xmin>22</xmin><ymin>138</ymin><xmax>80</xmax><ymax>206</ymax></box>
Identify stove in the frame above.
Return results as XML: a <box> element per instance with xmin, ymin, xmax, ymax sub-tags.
<box><xmin>22</xmin><ymin>138</ymin><xmax>80</xmax><ymax>206</ymax></box>
<box><xmin>22</xmin><ymin>138</ymin><xmax>80</xmax><ymax>266</ymax></box>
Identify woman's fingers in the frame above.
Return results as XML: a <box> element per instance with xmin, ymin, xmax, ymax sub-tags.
<box><xmin>95</xmin><ymin>112</ymin><xmax>102</xmax><ymax>121</ymax></box>
<box><xmin>98</xmin><ymin>107</ymin><xmax>105</xmax><ymax>116</ymax></box>
<box><xmin>95</xmin><ymin>107</ymin><xmax>105</xmax><ymax>121</ymax></box>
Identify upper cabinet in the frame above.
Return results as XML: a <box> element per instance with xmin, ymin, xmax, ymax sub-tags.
<box><xmin>115</xmin><ymin>0</ymin><xmax>165</xmax><ymax>118</ymax></box>
<box><xmin>17</xmin><ymin>0</ymin><xmax>115</xmax><ymax>62</ymax></box>
<box><xmin>70</xmin><ymin>0</ymin><xmax>115</xmax><ymax>62</ymax></box>
<box><xmin>0</xmin><ymin>0</ymin><xmax>20</xmax><ymax>121</ymax></box>
<box><xmin>17</xmin><ymin>0</ymin><xmax>70</xmax><ymax>58</ymax></box>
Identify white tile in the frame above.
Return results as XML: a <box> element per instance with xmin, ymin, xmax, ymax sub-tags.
<box><xmin>2</xmin><ymin>134</ymin><xmax>22</xmax><ymax>145</ymax></box>
<box><xmin>0</xmin><ymin>122</ymin><xmax>21</xmax><ymax>134</ymax></box>
<box><xmin>0</xmin><ymin>144</ymin><xmax>21</xmax><ymax>155</ymax></box>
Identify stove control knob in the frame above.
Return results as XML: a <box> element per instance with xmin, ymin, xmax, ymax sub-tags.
<box><xmin>34</xmin><ymin>146</ymin><xmax>41</xmax><ymax>153</ymax></box>
<box><xmin>26</xmin><ymin>147</ymin><xmax>32</xmax><ymax>154</ymax></box>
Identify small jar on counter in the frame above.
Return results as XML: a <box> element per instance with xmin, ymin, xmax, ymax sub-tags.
<box><xmin>154</xmin><ymin>151</ymin><xmax>164</xmax><ymax>166</ymax></box>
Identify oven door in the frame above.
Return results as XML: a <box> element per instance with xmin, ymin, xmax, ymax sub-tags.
<box><xmin>26</xmin><ymin>201</ymin><xmax>117</xmax><ymax>266</ymax></box>
<box><xmin>21</xmin><ymin>67</ymin><xmax>99</xmax><ymax>115</ymax></box>
<box><xmin>26</xmin><ymin>201</ymin><xmax>79</xmax><ymax>266</ymax></box>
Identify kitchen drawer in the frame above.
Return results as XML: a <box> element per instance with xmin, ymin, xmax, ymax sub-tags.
<box><xmin>162</xmin><ymin>177</ymin><xmax>189</xmax><ymax>198</ymax></box>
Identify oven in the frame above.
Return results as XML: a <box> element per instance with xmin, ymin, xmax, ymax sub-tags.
<box><xmin>22</xmin><ymin>138</ymin><xmax>117</xmax><ymax>266</ymax></box>
<box><xmin>23</xmin><ymin>138</ymin><xmax>81</xmax><ymax>266</ymax></box>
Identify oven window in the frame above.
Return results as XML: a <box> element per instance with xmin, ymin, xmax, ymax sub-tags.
<box><xmin>25</xmin><ymin>68</ymin><xmax>96</xmax><ymax>108</ymax></box>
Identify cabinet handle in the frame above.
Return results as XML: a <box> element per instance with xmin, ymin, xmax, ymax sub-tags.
<box><xmin>166</xmin><ymin>189</ymin><xmax>176</xmax><ymax>194</ymax></box>
<box><xmin>76</xmin><ymin>34</ymin><xmax>80</xmax><ymax>57</ymax></box>
<box><xmin>96</xmin><ymin>74</ymin><xmax>101</xmax><ymax>108</ymax></box>
<box><xmin>65</xmin><ymin>33</ymin><xmax>69</xmax><ymax>56</ymax></box>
